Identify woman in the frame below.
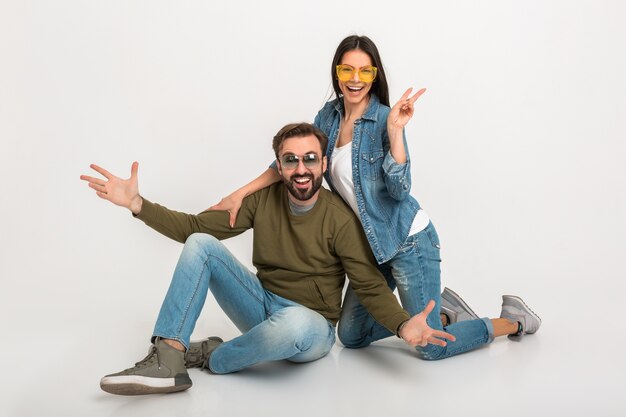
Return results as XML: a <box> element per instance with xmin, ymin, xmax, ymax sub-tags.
<box><xmin>209</xmin><ymin>35</ymin><xmax>540</xmax><ymax>359</ymax></box>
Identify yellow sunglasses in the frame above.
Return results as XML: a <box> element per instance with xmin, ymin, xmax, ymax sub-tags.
<box><xmin>336</xmin><ymin>64</ymin><xmax>378</xmax><ymax>83</ymax></box>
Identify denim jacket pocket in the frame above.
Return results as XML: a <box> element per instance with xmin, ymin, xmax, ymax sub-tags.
<box><xmin>361</xmin><ymin>151</ymin><xmax>384</xmax><ymax>181</ymax></box>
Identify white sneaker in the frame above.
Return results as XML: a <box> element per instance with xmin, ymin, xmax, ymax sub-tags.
<box><xmin>500</xmin><ymin>295</ymin><xmax>541</xmax><ymax>340</ymax></box>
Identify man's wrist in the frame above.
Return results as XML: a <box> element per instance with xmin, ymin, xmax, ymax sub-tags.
<box><xmin>396</xmin><ymin>319</ymin><xmax>409</xmax><ymax>338</ymax></box>
<box><xmin>129</xmin><ymin>195</ymin><xmax>143</xmax><ymax>215</ymax></box>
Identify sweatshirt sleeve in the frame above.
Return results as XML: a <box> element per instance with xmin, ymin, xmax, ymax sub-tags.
<box><xmin>334</xmin><ymin>217</ymin><xmax>410</xmax><ymax>333</ymax></box>
<box><xmin>134</xmin><ymin>193</ymin><xmax>258</xmax><ymax>243</ymax></box>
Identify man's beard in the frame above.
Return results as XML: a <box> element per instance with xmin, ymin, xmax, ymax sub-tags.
<box><xmin>283</xmin><ymin>173</ymin><xmax>323</xmax><ymax>201</ymax></box>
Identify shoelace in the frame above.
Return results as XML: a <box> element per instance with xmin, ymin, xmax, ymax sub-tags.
<box><xmin>133</xmin><ymin>342</ymin><xmax>162</xmax><ymax>370</ymax></box>
<box><xmin>200</xmin><ymin>340</ymin><xmax>209</xmax><ymax>357</ymax></box>
<box><xmin>186</xmin><ymin>340</ymin><xmax>208</xmax><ymax>364</ymax></box>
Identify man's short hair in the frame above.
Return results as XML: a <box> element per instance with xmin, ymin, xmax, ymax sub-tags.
<box><xmin>272</xmin><ymin>123</ymin><xmax>328</xmax><ymax>158</ymax></box>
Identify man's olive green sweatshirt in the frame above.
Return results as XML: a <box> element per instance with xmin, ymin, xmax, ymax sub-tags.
<box><xmin>136</xmin><ymin>184</ymin><xmax>410</xmax><ymax>333</ymax></box>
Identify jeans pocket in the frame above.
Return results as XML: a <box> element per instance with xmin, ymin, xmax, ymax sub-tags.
<box><xmin>425</xmin><ymin>223</ymin><xmax>441</xmax><ymax>249</ymax></box>
<box><xmin>398</xmin><ymin>234</ymin><xmax>419</xmax><ymax>255</ymax></box>
<box><xmin>424</xmin><ymin>224</ymin><xmax>442</xmax><ymax>262</ymax></box>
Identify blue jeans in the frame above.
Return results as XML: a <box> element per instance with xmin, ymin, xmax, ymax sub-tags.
<box><xmin>337</xmin><ymin>222</ymin><xmax>494</xmax><ymax>360</ymax></box>
<box><xmin>153</xmin><ymin>233</ymin><xmax>336</xmax><ymax>374</ymax></box>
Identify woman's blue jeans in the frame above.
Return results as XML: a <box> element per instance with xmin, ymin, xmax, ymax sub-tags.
<box><xmin>337</xmin><ymin>222</ymin><xmax>494</xmax><ymax>360</ymax></box>
<box><xmin>152</xmin><ymin>233</ymin><xmax>336</xmax><ymax>374</ymax></box>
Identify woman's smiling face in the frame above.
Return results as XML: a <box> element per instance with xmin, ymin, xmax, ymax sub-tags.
<box><xmin>337</xmin><ymin>49</ymin><xmax>374</xmax><ymax>107</ymax></box>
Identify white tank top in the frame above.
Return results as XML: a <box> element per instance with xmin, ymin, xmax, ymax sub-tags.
<box><xmin>330</xmin><ymin>141</ymin><xmax>430</xmax><ymax>237</ymax></box>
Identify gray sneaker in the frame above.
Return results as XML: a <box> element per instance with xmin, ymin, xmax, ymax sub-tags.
<box><xmin>184</xmin><ymin>336</ymin><xmax>223</xmax><ymax>369</ymax></box>
<box><xmin>500</xmin><ymin>295</ymin><xmax>541</xmax><ymax>341</ymax></box>
<box><xmin>441</xmin><ymin>287</ymin><xmax>479</xmax><ymax>324</ymax></box>
<box><xmin>100</xmin><ymin>338</ymin><xmax>192</xmax><ymax>395</ymax></box>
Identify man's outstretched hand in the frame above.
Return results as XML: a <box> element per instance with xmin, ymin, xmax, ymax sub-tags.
<box><xmin>80</xmin><ymin>162</ymin><xmax>143</xmax><ymax>214</ymax></box>
<box><xmin>399</xmin><ymin>300</ymin><xmax>456</xmax><ymax>347</ymax></box>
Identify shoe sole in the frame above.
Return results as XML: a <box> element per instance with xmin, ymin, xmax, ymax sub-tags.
<box><xmin>100</xmin><ymin>375</ymin><xmax>192</xmax><ymax>396</ymax></box>
<box><xmin>442</xmin><ymin>287</ymin><xmax>479</xmax><ymax>319</ymax></box>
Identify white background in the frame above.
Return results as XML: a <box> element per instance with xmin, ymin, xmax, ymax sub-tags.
<box><xmin>1</xmin><ymin>1</ymin><xmax>625</xmax><ymax>416</ymax></box>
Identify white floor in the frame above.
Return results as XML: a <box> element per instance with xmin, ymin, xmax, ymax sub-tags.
<box><xmin>4</xmin><ymin>285</ymin><xmax>625</xmax><ymax>417</ymax></box>
<box><xmin>2</xmin><ymin>2</ymin><xmax>626</xmax><ymax>416</ymax></box>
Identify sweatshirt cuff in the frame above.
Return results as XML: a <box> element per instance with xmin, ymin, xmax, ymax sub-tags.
<box><xmin>387</xmin><ymin>311</ymin><xmax>411</xmax><ymax>336</ymax></box>
<box><xmin>396</xmin><ymin>319</ymin><xmax>410</xmax><ymax>338</ymax></box>
<box><xmin>133</xmin><ymin>197</ymin><xmax>156</xmax><ymax>221</ymax></box>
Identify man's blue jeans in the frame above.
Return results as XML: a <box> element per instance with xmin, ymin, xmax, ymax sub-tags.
<box><xmin>153</xmin><ymin>233</ymin><xmax>336</xmax><ymax>374</ymax></box>
<box><xmin>338</xmin><ymin>222</ymin><xmax>494</xmax><ymax>360</ymax></box>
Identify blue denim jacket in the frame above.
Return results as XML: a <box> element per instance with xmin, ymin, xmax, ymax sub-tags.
<box><xmin>313</xmin><ymin>94</ymin><xmax>421</xmax><ymax>264</ymax></box>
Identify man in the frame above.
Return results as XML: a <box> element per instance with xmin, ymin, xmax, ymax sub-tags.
<box><xmin>80</xmin><ymin>122</ymin><xmax>455</xmax><ymax>396</ymax></box>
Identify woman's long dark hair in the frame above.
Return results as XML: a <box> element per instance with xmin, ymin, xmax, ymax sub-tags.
<box><xmin>330</xmin><ymin>35</ymin><xmax>390</xmax><ymax>107</ymax></box>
